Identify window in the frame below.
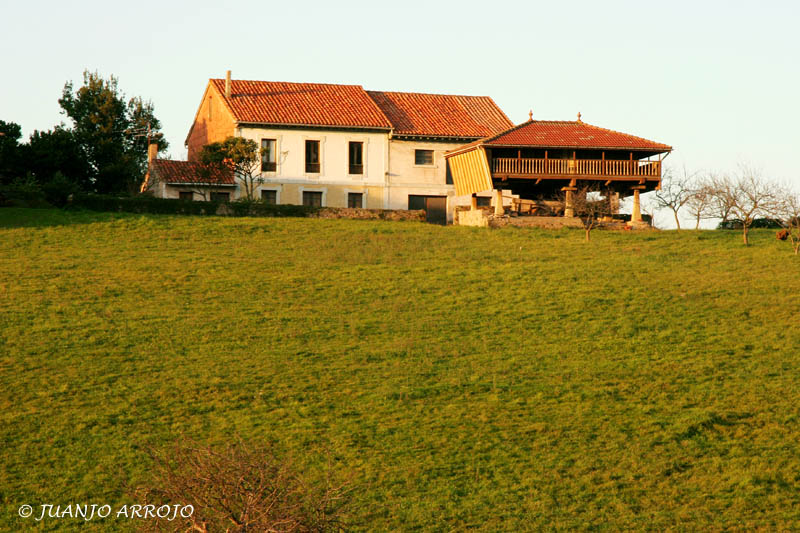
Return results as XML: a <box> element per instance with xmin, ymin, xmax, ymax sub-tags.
<box><xmin>261</xmin><ymin>139</ymin><xmax>276</xmax><ymax>172</ymax></box>
<box><xmin>305</xmin><ymin>140</ymin><xmax>320</xmax><ymax>173</ymax></box>
<box><xmin>349</xmin><ymin>142</ymin><xmax>363</xmax><ymax>174</ymax></box>
<box><xmin>347</xmin><ymin>192</ymin><xmax>363</xmax><ymax>209</ymax></box>
<box><xmin>179</xmin><ymin>191</ymin><xmax>193</xmax><ymax>201</ymax></box>
<box><xmin>476</xmin><ymin>196</ymin><xmax>491</xmax><ymax>207</ymax></box>
<box><xmin>446</xmin><ymin>160</ymin><xmax>453</xmax><ymax>184</ymax></box>
<box><xmin>261</xmin><ymin>189</ymin><xmax>277</xmax><ymax>204</ymax></box>
<box><xmin>302</xmin><ymin>191</ymin><xmax>323</xmax><ymax>207</ymax></box>
<box><xmin>210</xmin><ymin>192</ymin><xmax>230</xmax><ymax>203</ymax></box>
<box><xmin>415</xmin><ymin>149</ymin><xmax>434</xmax><ymax>166</ymax></box>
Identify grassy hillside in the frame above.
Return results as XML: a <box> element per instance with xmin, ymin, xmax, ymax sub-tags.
<box><xmin>2</xmin><ymin>208</ymin><xmax>799</xmax><ymax>531</ymax></box>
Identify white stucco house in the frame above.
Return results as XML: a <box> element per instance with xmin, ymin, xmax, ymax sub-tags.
<box><xmin>143</xmin><ymin>71</ymin><xmax>513</xmax><ymax>223</ymax></box>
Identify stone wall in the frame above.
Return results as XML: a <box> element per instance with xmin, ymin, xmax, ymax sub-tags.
<box><xmin>310</xmin><ymin>207</ymin><xmax>425</xmax><ymax>221</ymax></box>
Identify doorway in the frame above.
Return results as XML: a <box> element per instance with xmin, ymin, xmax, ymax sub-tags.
<box><xmin>408</xmin><ymin>195</ymin><xmax>447</xmax><ymax>225</ymax></box>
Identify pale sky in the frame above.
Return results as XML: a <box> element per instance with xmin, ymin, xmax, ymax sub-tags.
<box><xmin>1</xmin><ymin>0</ymin><xmax>798</xmax><ymax>227</ymax></box>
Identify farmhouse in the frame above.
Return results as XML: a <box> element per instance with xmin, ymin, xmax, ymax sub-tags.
<box><xmin>143</xmin><ymin>72</ymin><xmax>671</xmax><ymax>224</ymax></box>
<box><xmin>144</xmin><ymin>71</ymin><xmax>512</xmax><ymax>223</ymax></box>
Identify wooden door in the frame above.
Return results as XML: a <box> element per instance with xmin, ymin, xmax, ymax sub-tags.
<box><xmin>424</xmin><ymin>196</ymin><xmax>447</xmax><ymax>225</ymax></box>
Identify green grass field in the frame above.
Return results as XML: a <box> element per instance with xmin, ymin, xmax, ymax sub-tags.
<box><xmin>2</xmin><ymin>208</ymin><xmax>799</xmax><ymax>531</ymax></box>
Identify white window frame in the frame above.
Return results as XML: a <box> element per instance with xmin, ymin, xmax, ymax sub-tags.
<box><xmin>347</xmin><ymin>138</ymin><xmax>369</xmax><ymax>178</ymax></box>
<box><xmin>298</xmin><ymin>186</ymin><xmax>327</xmax><ymax>207</ymax></box>
<box><xmin>413</xmin><ymin>148</ymin><xmax>436</xmax><ymax>168</ymax></box>
<box><xmin>260</xmin><ymin>138</ymin><xmax>278</xmax><ymax>176</ymax></box>
<box><xmin>302</xmin><ymin>135</ymin><xmax>325</xmax><ymax>177</ymax></box>
<box><xmin>259</xmin><ymin>186</ymin><xmax>281</xmax><ymax>205</ymax></box>
<box><xmin>343</xmin><ymin>188</ymin><xmax>367</xmax><ymax>209</ymax></box>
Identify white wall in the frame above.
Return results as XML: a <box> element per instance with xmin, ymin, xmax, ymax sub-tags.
<box><xmin>188</xmin><ymin>127</ymin><xmax>485</xmax><ymax>218</ymax></box>
<box><xmin>385</xmin><ymin>139</ymin><xmax>466</xmax><ymax>212</ymax></box>
<box><xmin>237</xmin><ymin>126</ymin><xmax>388</xmax><ymax>187</ymax></box>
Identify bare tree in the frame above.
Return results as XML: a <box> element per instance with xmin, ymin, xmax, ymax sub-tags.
<box><xmin>640</xmin><ymin>194</ymin><xmax>659</xmax><ymax>229</ymax></box>
<box><xmin>709</xmin><ymin>173</ymin><xmax>735</xmax><ymax>224</ymax></box>
<box><xmin>653</xmin><ymin>166</ymin><xmax>696</xmax><ymax>229</ymax></box>
<box><xmin>685</xmin><ymin>175</ymin><xmax>716</xmax><ymax>230</ymax></box>
<box><xmin>778</xmin><ymin>192</ymin><xmax>800</xmax><ymax>255</ymax></box>
<box><xmin>708</xmin><ymin>165</ymin><xmax>785</xmax><ymax>245</ymax></box>
<box><xmin>559</xmin><ymin>185</ymin><xmax>614</xmax><ymax>241</ymax></box>
<box><xmin>135</xmin><ymin>440</ymin><xmax>351</xmax><ymax>533</ymax></box>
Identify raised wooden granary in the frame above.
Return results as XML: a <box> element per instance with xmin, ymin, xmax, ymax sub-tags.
<box><xmin>445</xmin><ymin>113</ymin><xmax>672</xmax><ymax>223</ymax></box>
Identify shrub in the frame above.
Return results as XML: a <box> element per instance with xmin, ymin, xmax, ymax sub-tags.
<box><xmin>0</xmin><ymin>176</ymin><xmax>51</xmax><ymax>208</ymax></box>
<box><xmin>63</xmin><ymin>194</ymin><xmax>424</xmax><ymax>221</ymax></box>
<box><xmin>717</xmin><ymin>218</ymin><xmax>783</xmax><ymax>230</ymax></box>
<box><xmin>41</xmin><ymin>172</ymin><xmax>79</xmax><ymax>207</ymax></box>
<box><xmin>68</xmin><ymin>194</ymin><xmax>221</xmax><ymax>216</ymax></box>
<box><xmin>134</xmin><ymin>440</ymin><xmax>351</xmax><ymax>533</ymax></box>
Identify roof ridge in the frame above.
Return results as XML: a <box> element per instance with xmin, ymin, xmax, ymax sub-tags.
<box><xmin>367</xmin><ymin>89</ymin><xmax>496</xmax><ymax>99</ymax></box>
<box><xmin>578</xmin><ymin>120</ymin><xmax>671</xmax><ymax>148</ymax></box>
<box><xmin>479</xmin><ymin>119</ymin><xmax>535</xmax><ymax>144</ymax></box>
<box><xmin>211</xmin><ymin>78</ymin><xmax>366</xmax><ymax>88</ymax></box>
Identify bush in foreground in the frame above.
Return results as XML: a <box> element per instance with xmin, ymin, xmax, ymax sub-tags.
<box><xmin>134</xmin><ymin>440</ymin><xmax>351</xmax><ymax>533</ymax></box>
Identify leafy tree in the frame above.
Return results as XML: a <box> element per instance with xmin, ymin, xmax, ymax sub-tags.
<box><xmin>199</xmin><ymin>137</ymin><xmax>264</xmax><ymax>201</ymax></box>
<box><xmin>22</xmin><ymin>126</ymin><xmax>92</xmax><ymax>190</ymax></box>
<box><xmin>0</xmin><ymin>120</ymin><xmax>24</xmax><ymax>183</ymax></box>
<box><xmin>59</xmin><ymin>70</ymin><xmax>167</xmax><ymax>194</ymax></box>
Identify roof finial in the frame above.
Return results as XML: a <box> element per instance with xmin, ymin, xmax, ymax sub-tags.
<box><xmin>528</xmin><ymin>109</ymin><xmax>533</xmax><ymax>121</ymax></box>
<box><xmin>577</xmin><ymin>112</ymin><xmax>582</xmax><ymax>122</ymax></box>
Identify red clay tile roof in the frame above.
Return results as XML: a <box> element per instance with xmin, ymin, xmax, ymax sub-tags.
<box><xmin>210</xmin><ymin>79</ymin><xmax>392</xmax><ymax>129</ymax></box>
<box><xmin>367</xmin><ymin>91</ymin><xmax>513</xmax><ymax>138</ymax></box>
<box><xmin>483</xmin><ymin>120</ymin><xmax>672</xmax><ymax>151</ymax></box>
<box><xmin>151</xmin><ymin>159</ymin><xmax>235</xmax><ymax>185</ymax></box>
<box><xmin>208</xmin><ymin>78</ymin><xmax>512</xmax><ymax>138</ymax></box>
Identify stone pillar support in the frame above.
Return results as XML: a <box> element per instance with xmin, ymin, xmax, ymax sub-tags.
<box><xmin>561</xmin><ymin>186</ymin><xmax>577</xmax><ymax>218</ymax></box>
<box><xmin>629</xmin><ymin>185</ymin><xmax>646</xmax><ymax>226</ymax></box>
<box><xmin>494</xmin><ymin>189</ymin><xmax>505</xmax><ymax>216</ymax></box>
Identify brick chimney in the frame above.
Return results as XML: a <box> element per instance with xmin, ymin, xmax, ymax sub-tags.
<box><xmin>147</xmin><ymin>141</ymin><xmax>158</xmax><ymax>164</ymax></box>
<box><xmin>225</xmin><ymin>70</ymin><xmax>231</xmax><ymax>98</ymax></box>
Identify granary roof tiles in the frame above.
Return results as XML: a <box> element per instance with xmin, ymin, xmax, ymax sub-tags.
<box><xmin>483</xmin><ymin>119</ymin><xmax>672</xmax><ymax>151</ymax></box>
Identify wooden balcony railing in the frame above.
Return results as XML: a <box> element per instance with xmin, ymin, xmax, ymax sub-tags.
<box><xmin>492</xmin><ymin>158</ymin><xmax>661</xmax><ymax>178</ymax></box>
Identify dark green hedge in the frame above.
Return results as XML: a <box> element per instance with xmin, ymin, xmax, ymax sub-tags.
<box><xmin>66</xmin><ymin>194</ymin><xmax>322</xmax><ymax>217</ymax></box>
<box><xmin>0</xmin><ymin>186</ymin><xmax>53</xmax><ymax>208</ymax></box>
<box><xmin>717</xmin><ymin>218</ymin><xmax>784</xmax><ymax>230</ymax></box>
